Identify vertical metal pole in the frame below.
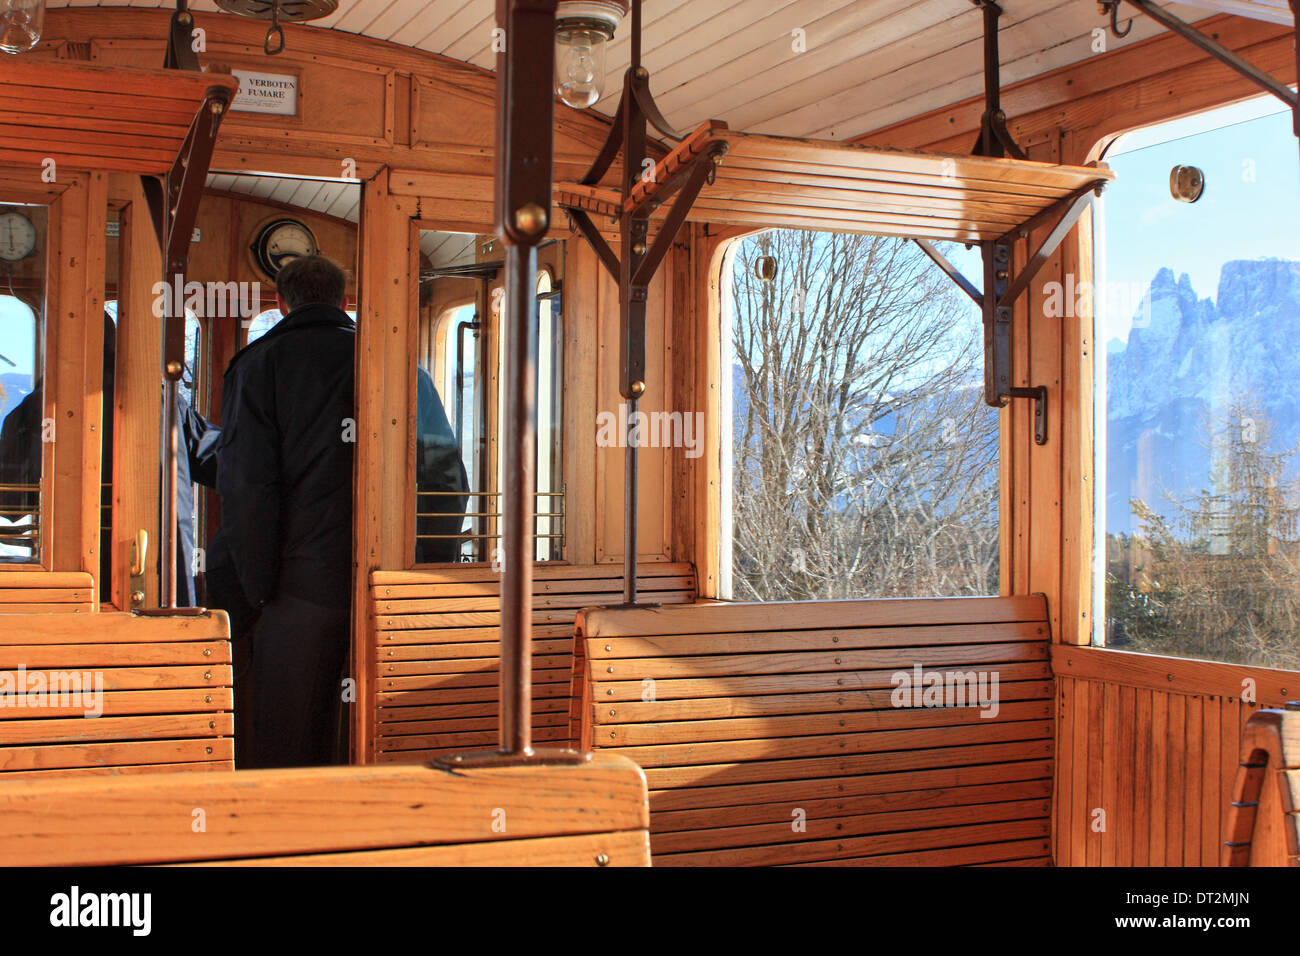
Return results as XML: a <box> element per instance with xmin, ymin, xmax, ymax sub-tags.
<box><xmin>623</xmin><ymin>404</ymin><xmax>638</xmax><ymax>603</ymax></box>
<box><xmin>1292</xmin><ymin>1</ymin><xmax>1300</xmax><ymax>151</ymax></box>
<box><xmin>160</xmin><ymin>373</ymin><xmax>179</xmax><ymax>607</ymax></box>
<box><xmin>979</xmin><ymin>0</ymin><xmax>1003</xmax><ymax>158</ymax></box>
<box><xmin>620</xmin><ymin>0</ymin><xmax>646</xmax><ymax>605</ymax></box>
<box><xmin>492</xmin><ymin>0</ymin><xmax>557</xmax><ymax>755</ymax></box>
<box><xmin>499</xmin><ymin>242</ymin><xmax>538</xmax><ymax>755</ymax></box>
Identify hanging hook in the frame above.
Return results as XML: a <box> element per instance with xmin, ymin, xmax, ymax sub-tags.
<box><xmin>264</xmin><ymin>1</ymin><xmax>285</xmax><ymax>55</ymax></box>
<box><xmin>1100</xmin><ymin>1</ymin><xmax>1133</xmax><ymax>38</ymax></box>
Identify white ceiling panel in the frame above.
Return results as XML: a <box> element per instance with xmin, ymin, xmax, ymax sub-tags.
<box><xmin>48</xmin><ymin>1</ymin><xmax>1244</xmax><ymax>140</ymax></box>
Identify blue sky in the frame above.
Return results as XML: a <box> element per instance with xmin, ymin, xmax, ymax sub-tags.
<box><xmin>1098</xmin><ymin>94</ymin><xmax>1300</xmax><ymax>346</ymax></box>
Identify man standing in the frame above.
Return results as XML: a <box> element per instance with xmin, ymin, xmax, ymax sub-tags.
<box><xmin>214</xmin><ymin>255</ymin><xmax>355</xmax><ymax>768</ymax></box>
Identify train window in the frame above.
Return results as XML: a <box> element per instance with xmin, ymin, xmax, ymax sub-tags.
<box><xmin>535</xmin><ymin>267</ymin><xmax>563</xmax><ymax>562</ymax></box>
<box><xmin>1095</xmin><ymin>97</ymin><xmax>1300</xmax><ymax>670</ymax></box>
<box><xmin>246</xmin><ymin>307</ymin><xmax>357</xmax><ymax>347</ymax></box>
<box><xmin>720</xmin><ymin>228</ymin><xmax>997</xmax><ymax>601</ymax></box>
<box><xmin>245</xmin><ymin>307</ymin><xmax>281</xmax><ymax>346</ymax></box>
<box><xmin>414</xmin><ymin>229</ymin><xmax>565</xmax><ymax>564</ymax></box>
<box><xmin>0</xmin><ymin>203</ymin><xmax>48</xmax><ymax>565</ymax></box>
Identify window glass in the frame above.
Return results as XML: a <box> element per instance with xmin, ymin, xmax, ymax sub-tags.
<box><xmin>721</xmin><ymin>228</ymin><xmax>998</xmax><ymax>601</ymax></box>
<box><xmin>414</xmin><ymin>229</ymin><xmax>565</xmax><ymax>564</ymax></box>
<box><xmin>1096</xmin><ymin>97</ymin><xmax>1300</xmax><ymax>669</ymax></box>
<box><xmin>0</xmin><ymin>203</ymin><xmax>48</xmax><ymax>564</ymax></box>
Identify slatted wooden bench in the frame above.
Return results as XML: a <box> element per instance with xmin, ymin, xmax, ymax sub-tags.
<box><xmin>1224</xmin><ymin>706</ymin><xmax>1300</xmax><ymax>866</ymax></box>
<box><xmin>0</xmin><ymin>611</ymin><xmax>234</xmax><ymax>777</ymax></box>
<box><xmin>0</xmin><ymin>752</ymin><xmax>649</xmax><ymax>866</ymax></box>
<box><xmin>0</xmin><ymin>571</ymin><xmax>95</xmax><ymax>614</ymax></box>
<box><xmin>572</xmin><ymin>595</ymin><xmax>1055</xmax><ymax>866</ymax></box>
<box><xmin>371</xmin><ymin>563</ymin><xmax>695</xmax><ymax>761</ymax></box>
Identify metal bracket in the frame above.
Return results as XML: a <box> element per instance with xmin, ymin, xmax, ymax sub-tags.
<box><xmin>431</xmin><ymin>747</ymin><xmax>593</xmax><ymax>770</ymax></box>
<box><xmin>913</xmin><ymin>176</ymin><xmax>1105</xmax><ymax>448</ymax></box>
<box><xmin>969</xmin><ymin>1</ymin><xmax>1027</xmax><ymax>160</ymax></box>
<box><xmin>559</xmin><ymin>0</ymin><xmax>718</xmax><ymax>606</ymax></box>
<box><xmin>128</xmin><ymin>529</ymin><xmax>148</xmax><ymax>610</ymax></box>
<box><xmin>1102</xmin><ymin>0</ymin><xmax>1300</xmax><ymax>154</ymax></box>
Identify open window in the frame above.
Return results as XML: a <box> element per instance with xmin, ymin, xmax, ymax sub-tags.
<box><xmin>719</xmin><ymin>228</ymin><xmax>999</xmax><ymax>601</ymax></box>
<box><xmin>1095</xmin><ymin>96</ymin><xmax>1300</xmax><ymax>670</ymax></box>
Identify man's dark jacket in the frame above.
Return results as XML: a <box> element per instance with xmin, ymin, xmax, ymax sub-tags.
<box><xmin>213</xmin><ymin>302</ymin><xmax>355</xmax><ymax>610</ymax></box>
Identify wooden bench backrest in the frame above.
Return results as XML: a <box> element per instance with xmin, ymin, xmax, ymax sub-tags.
<box><xmin>573</xmin><ymin>594</ymin><xmax>1054</xmax><ymax>866</ymax></box>
<box><xmin>371</xmin><ymin>563</ymin><xmax>695</xmax><ymax>761</ymax></box>
<box><xmin>0</xmin><ymin>571</ymin><xmax>95</xmax><ymax>614</ymax></box>
<box><xmin>1224</xmin><ymin>708</ymin><xmax>1300</xmax><ymax>867</ymax></box>
<box><xmin>0</xmin><ymin>752</ymin><xmax>649</xmax><ymax>866</ymax></box>
<box><xmin>0</xmin><ymin>610</ymin><xmax>233</xmax><ymax>777</ymax></box>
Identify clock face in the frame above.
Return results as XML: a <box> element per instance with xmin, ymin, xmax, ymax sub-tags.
<box><xmin>252</xmin><ymin>218</ymin><xmax>319</xmax><ymax>277</ymax></box>
<box><xmin>0</xmin><ymin>211</ymin><xmax>38</xmax><ymax>262</ymax></box>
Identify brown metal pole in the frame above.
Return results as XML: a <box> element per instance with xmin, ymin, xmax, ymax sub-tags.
<box><xmin>160</xmin><ymin>375</ymin><xmax>179</xmax><ymax>607</ymax></box>
<box><xmin>492</xmin><ymin>0</ymin><xmax>557</xmax><ymax>754</ymax></box>
<box><xmin>1292</xmin><ymin>0</ymin><xmax>1300</xmax><ymax>150</ymax></box>
<box><xmin>499</xmin><ymin>242</ymin><xmax>538</xmax><ymax>754</ymax></box>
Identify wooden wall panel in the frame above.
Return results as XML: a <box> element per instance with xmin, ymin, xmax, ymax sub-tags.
<box><xmin>42</xmin><ymin>9</ymin><xmax>621</xmax><ymax>190</ymax></box>
<box><xmin>1052</xmin><ymin>645</ymin><xmax>1297</xmax><ymax>866</ymax></box>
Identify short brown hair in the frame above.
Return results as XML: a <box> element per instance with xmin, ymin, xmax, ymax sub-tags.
<box><xmin>276</xmin><ymin>254</ymin><xmax>347</xmax><ymax>312</ymax></box>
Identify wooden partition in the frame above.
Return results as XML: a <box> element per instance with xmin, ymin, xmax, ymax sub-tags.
<box><xmin>572</xmin><ymin>595</ymin><xmax>1054</xmax><ymax>866</ymax></box>
<box><xmin>0</xmin><ymin>753</ymin><xmax>649</xmax><ymax>866</ymax></box>
<box><xmin>370</xmin><ymin>563</ymin><xmax>695</xmax><ymax>762</ymax></box>
<box><xmin>1052</xmin><ymin>645</ymin><xmax>1298</xmax><ymax>866</ymax></box>
<box><xmin>0</xmin><ymin>611</ymin><xmax>233</xmax><ymax>777</ymax></box>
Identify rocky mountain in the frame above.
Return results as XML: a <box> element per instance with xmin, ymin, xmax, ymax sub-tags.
<box><xmin>1106</xmin><ymin>258</ymin><xmax>1300</xmax><ymax>534</ymax></box>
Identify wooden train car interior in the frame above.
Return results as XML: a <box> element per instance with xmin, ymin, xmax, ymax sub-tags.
<box><xmin>0</xmin><ymin>0</ymin><xmax>1297</xmax><ymax>908</ymax></box>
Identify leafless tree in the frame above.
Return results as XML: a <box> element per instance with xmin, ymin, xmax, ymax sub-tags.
<box><xmin>728</xmin><ymin>229</ymin><xmax>998</xmax><ymax>602</ymax></box>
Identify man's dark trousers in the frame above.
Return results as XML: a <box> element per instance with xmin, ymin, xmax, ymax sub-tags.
<box><xmin>248</xmin><ymin>592</ymin><xmax>349</xmax><ymax>768</ymax></box>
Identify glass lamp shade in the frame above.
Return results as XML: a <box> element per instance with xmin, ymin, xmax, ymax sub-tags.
<box><xmin>0</xmin><ymin>0</ymin><xmax>44</xmax><ymax>54</ymax></box>
<box><xmin>554</xmin><ymin>25</ymin><xmax>608</xmax><ymax>109</ymax></box>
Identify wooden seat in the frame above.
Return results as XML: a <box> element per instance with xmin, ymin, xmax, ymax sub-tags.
<box><xmin>0</xmin><ymin>59</ymin><xmax>238</xmax><ymax>175</ymax></box>
<box><xmin>1224</xmin><ymin>707</ymin><xmax>1300</xmax><ymax>866</ymax></box>
<box><xmin>572</xmin><ymin>595</ymin><xmax>1054</xmax><ymax>866</ymax></box>
<box><xmin>0</xmin><ymin>571</ymin><xmax>94</xmax><ymax>614</ymax></box>
<box><xmin>371</xmin><ymin>563</ymin><xmax>695</xmax><ymax>761</ymax></box>
<box><xmin>0</xmin><ymin>752</ymin><xmax>649</xmax><ymax>867</ymax></box>
<box><xmin>0</xmin><ymin>611</ymin><xmax>233</xmax><ymax>777</ymax></box>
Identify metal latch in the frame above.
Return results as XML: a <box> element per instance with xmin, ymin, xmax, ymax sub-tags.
<box><xmin>129</xmin><ymin>529</ymin><xmax>148</xmax><ymax>609</ymax></box>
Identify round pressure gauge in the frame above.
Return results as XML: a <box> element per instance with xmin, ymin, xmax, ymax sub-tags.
<box><xmin>251</xmin><ymin>217</ymin><xmax>319</xmax><ymax>278</ymax></box>
<box><xmin>0</xmin><ymin>211</ymin><xmax>38</xmax><ymax>262</ymax></box>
